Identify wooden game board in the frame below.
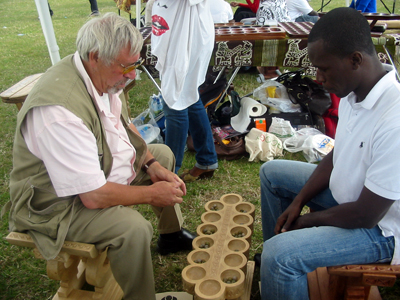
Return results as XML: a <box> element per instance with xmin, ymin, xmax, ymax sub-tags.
<box><xmin>214</xmin><ymin>25</ymin><xmax>286</xmax><ymax>41</ymax></box>
<box><xmin>278</xmin><ymin>22</ymin><xmax>314</xmax><ymax>38</ymax></box>
<box><xmin>182</xmin><ymin>194</ymin><xmax>255</xmax><ymax>300</ymax></box>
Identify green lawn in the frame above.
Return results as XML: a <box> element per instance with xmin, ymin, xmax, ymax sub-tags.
<box><xmin>0</xmin><ymin>0</ymin><xmax>399</xmax><ymax>299</ymax></box>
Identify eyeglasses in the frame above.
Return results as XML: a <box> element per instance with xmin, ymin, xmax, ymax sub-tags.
<box><xmin>120</xmin><ymin>57</ymin><xmax>144</xmax><ymax>74</ymax></box>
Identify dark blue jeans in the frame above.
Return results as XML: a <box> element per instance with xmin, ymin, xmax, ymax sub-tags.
<box><xmin>162</xmin><ymin>98</ymin><xmax>218</xmax><ymax>173</ymax></box>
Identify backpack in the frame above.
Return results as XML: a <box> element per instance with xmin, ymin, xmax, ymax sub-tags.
<box><xmin>199</xmin><ymin>67</ymin><xmax>240</xmax><ymax>126</ymax></box>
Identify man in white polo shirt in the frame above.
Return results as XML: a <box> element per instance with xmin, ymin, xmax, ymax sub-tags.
<box><xmin>258</xmin><ymin>7</ymin><xmax>400</xmax><ymax>300</ymax></box>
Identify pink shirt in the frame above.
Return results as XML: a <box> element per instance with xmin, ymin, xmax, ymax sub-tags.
<box><xmin>21</xmin><ymin>52</ymin><xmax>136</xmax><ymax>197</ymax></box>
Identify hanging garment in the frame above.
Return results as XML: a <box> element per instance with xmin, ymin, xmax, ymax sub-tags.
<box><xmin>151</xmin><ymin>0</ymin><xmax>214</xmax><ymax>110</ymax></box>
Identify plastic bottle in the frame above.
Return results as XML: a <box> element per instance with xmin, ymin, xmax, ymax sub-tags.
<box><xmin>150</xmin><ymin>94</ymin><xmax>163</xmax><ymax>118</ymax></box>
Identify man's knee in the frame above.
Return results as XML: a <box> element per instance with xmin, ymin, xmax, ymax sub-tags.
<box><xmin>260</xmin><ymin>160</ymin><xmax>284</xmax><ymax>182</ymax></box>
<box><xmin>262</xmin><ymin>235</ymin><xmax>296</xmax><ymax>270</ymax></box>
<box><xmin>126</xmin><ymin>216</ymin><xmax>153</xmax><ymax>243</ymax></box>
<box><xmin>111</xmin><ymin>207</ymin><xmax>154</xmax><ymax>245</ymax></box>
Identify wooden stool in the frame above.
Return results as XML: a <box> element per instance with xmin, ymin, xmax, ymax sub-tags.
<box><xmin>0</xmin><ymin>73</ymin><xmax>43</xmax><ymax>110</ymax></box>
<box><xmin>308</xmin><ymin>264</ymin><xmax>400</xmax><ymax>300</ymax></box>
<box><xmin>6</xmin><ymin>232</ymin><xmax>123</xmax><ymax>300</ymax></box>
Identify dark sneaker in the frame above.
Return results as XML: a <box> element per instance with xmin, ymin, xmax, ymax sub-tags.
<box><xmin>90</xmin><ymin>10</ymin><xmax>100</xmax><ymax>17</ymax></box>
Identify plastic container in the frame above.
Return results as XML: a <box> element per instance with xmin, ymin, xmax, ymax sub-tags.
<box><xmin>254</xmin><ymin>118</ymin><xmax>267</xmax><ymax>132</ymax></box>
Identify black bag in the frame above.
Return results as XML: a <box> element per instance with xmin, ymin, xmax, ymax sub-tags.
<box><xmin>199</xmin><ymin>67</ymin><xmax>242</xmax><ymax>126</ymax></box>
<box><xmin>212</xmin><ymin>90</ymin><xmax>241</xmax><ymax>126</ymax></box>
<box><xmin>276</xmin><ymin>70</ymin><xmax>332</xmax><ymax>116</ymax></box>
<box><xmin>199</xmin><ymin>68</ymin><xmax>228</xmax><ymax>108</ymax></box>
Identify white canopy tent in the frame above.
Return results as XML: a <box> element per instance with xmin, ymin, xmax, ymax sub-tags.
<box><xmin>34</xmin><ymin>0</ymin><xmax>142</xmax><ymax>66</ymax></box>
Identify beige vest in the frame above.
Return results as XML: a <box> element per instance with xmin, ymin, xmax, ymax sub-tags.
<box><xmin>8</xmin><ymin>55</ymin><xmax>147</xmax><ymax>259</ymax></box>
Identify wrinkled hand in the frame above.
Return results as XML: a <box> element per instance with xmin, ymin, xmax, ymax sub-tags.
<box><xmin>274</xmin><ymin>202</ymin><xmax>303</xmax><ymax>235</ymax></box>
<box><xmin>148</xmin><ymin>181</ymin><xmax>185</xmax><ymax>207</ymax></box>
<box><xmin>147</xmin><ymin>162</ymin><xmax>187</xmax><ymax>196</ymax></box>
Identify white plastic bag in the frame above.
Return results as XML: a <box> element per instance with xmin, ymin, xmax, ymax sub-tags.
<box><xmin>283</xmin><ymin>128</ymin><xmax>334</xmax><ymax>163</ymax></box>
<box><xmin>132</xmin><ymin>108</ymin><xmax>163</xmax><ymax>144</ymax></box>
<box><xmin>245</xmin><ymin>128</ymin><xmax>283</xmax><ymax>162</ymax></box>
<box><xmin>268</xmin><ymin>117</ymin><xmax>296</xmax><ymax>142</ymax></box>
<box><xmin>253</xmin><ymin>80</ymin><xmax>301</xmax><ymax>113</ymax></box>
<box><xmin>136</xmin><ymin>124</ymin><xmax>161</xmax><ymax>144</ymax></box>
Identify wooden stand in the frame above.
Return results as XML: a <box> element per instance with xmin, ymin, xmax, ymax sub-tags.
<box><xmin>236</xmin><ymin>261</ymin><xmax>255</xmax><ymax>300</ymax></box>
<box><xmin>6</xmin><ymin>232</ymin><xmax>123</xmax><ymax>300</ymax></box>
<box><xmin>308</xmin><ymin>264</ymin><xmax>400</xmax><ymax>300</ymax></box>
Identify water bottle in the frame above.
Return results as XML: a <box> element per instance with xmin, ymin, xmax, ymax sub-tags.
<box><xmin>150</xmin><ymin>94</ymin><xmax>163</xmax><ymax>117</ymax></box>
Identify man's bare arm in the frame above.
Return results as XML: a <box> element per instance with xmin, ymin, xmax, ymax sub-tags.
<box><xmin>292</xmin><ymin>187</ymin><xmax>395</xmax><ymax>230</ymax></box>
<box><xmin>79</xmin><ymin>180</ymin><xmax>184</xmax><ymax>209</ymax></box>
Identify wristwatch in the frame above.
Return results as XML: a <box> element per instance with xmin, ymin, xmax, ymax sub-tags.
<box><xmin>141</xmin><ymin>158</ymin><xmax>157</xmax><ymax>173</ymax></box>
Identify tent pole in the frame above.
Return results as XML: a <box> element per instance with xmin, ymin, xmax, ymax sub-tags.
<box><xmin>35</xmin><ymin>0</ymin><xmax>60</xmax><ymax>65</ymax></box>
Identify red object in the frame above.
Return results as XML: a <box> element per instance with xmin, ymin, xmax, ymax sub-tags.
<box><xmin>322</xmin><ymin>93</ymin><xmax>340</xmax><ymax>139</ymax></box>
<box><xmin>313</xmin><ymin>80</ymin><xmax>340</xmax><ymax>139</ymax></box>
<box><xmin>238</xmin><ymin>0</ymin><xmax>260</xmax><ymax>14</ymax></box>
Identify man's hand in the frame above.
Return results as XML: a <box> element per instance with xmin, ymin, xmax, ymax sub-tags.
<box><xmin>274</xmin><ymin>200</ymin><xmax>303</xmax><ymax>235</ymax></box>
<box><xmin>273</xmin><ymin>150</ymin><xmax>334</xmax><ymax>235</ymax></box>
<box><xmin>146</xmin><ymin>161</ymin><xmax>187</xmax><ymax>196</ymax></box>
<box><xmin>230</xmin><ymin>2</ymin><xmax>240</xmax><ymax>7</ymax></box>
<box><xmin>273</xmin><ymin>187</ymin><xmax>396</xmax><ymax>235</ymax></box>
<box><xmin>147</xmin><ymin>181</ymin><xmax>184</xmax><ymax>207</ymax></box>
<box><xmin>128</xmin><ymin>123</ymin><xmax>187</xmax><ymax>197</ymax></box>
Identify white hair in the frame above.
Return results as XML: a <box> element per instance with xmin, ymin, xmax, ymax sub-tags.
<box><xmin>76</xmin><ymin>12</ymin><xmax>143</xmax><ymax>65</ymax></box>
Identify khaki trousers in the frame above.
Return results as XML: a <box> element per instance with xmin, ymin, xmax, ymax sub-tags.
<box><xmin>66</xmin><ymin>144</ymin><xmax>183</xmax><ymax>300</ymax></box>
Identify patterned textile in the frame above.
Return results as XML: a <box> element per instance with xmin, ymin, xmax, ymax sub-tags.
<box><xmin>256</xmin><ymin>0</ymin><xmax>290</xmax><ymax>25</ymax></box>
<box><xmin>141</xmin><ymin>29</ymin><xmax>399</xmax><ymax>75</ymax></box>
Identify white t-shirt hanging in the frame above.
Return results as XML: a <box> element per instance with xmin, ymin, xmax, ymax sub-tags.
<box><xmin>151</xmin><ymin>0</ymin><xmax>214</xmax><ymax>110</ymax></box>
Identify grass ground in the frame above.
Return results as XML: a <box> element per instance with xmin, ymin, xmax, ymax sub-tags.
<box><xmin>0</xmin><ymin>0</ymin><xmax>399</xmax><ymax>299</ymax></box>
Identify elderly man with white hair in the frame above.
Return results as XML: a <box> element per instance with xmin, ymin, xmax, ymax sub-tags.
<box><xmin>7</xmin><ymin>12</ymin><xmax>196</xmax><ymax>300</ymax></box>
